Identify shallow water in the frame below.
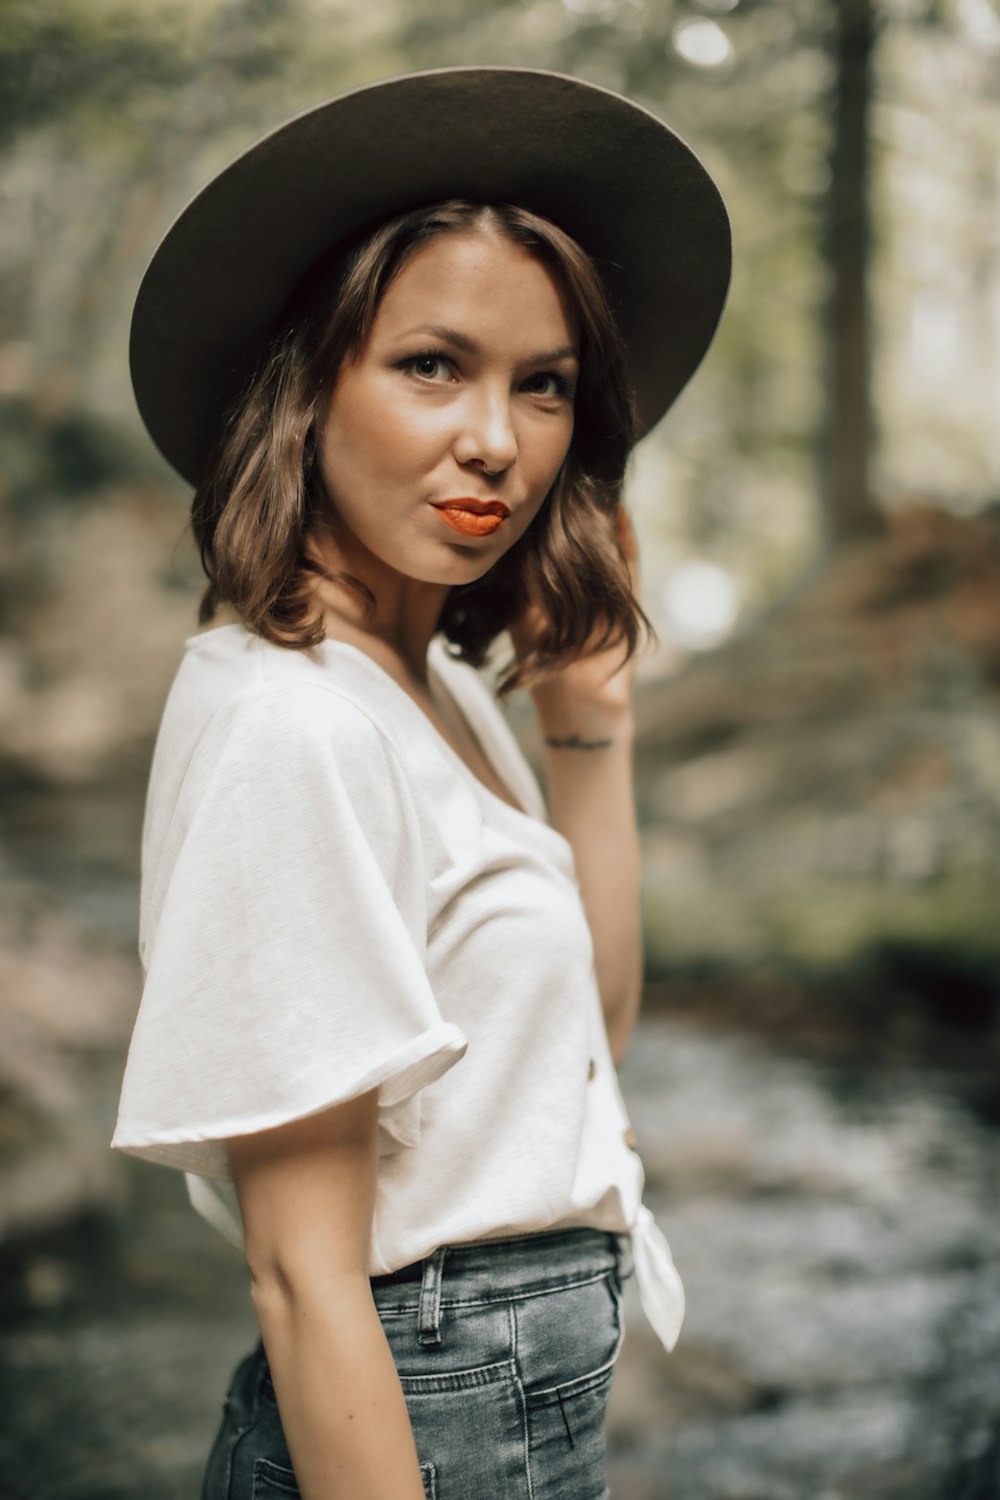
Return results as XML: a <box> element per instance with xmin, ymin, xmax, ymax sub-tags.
<box><xmin>608</xmin><ymin>1022</ymin><xmax>1000</xmax><ymax>1499</ymax></box>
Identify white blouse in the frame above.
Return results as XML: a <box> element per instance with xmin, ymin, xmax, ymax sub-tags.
<box><xmin>111</xmin><ymin>623</ymin><xmax>684</xmax><ymax>1352</ymax></box>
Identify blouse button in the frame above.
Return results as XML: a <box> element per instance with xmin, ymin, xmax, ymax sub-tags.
<box><xmin>587</xmin><ymin>1058</ymin><xmax>596</xmax><ymax>1081</ymax></box>
<box><xmin>624</xmin><ymin>1126</ymin><xmax>639</xmax><ymax>1151</ymax></box>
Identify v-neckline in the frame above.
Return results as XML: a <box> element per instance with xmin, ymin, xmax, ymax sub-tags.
<box><xmin>425</xmin><ymin>651</ymin><xmax>528</xmax><ymax>818</ymax></box>
<box><xmin>316</xmin><ymin>635</ymin><xmax>545</xmax><ymax>831</ymax></box>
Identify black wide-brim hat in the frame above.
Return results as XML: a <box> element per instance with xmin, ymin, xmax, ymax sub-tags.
<box><xmin>130</xmin><ymin>65</ymin><xmax>732</xmax><ymax>488</ymax></box>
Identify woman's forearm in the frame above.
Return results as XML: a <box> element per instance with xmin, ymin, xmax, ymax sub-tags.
<box><xmin>536</xmin><ymin>701</ymin><xmax>642</xmax><ymax>1064</ymax></box>
<box><xmin>251</xmin><ymin>1273</ymin><xmax>426</xmax><ymax>1500</ymax></box>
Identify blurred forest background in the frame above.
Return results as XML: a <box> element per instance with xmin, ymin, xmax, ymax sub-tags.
<box><xmin>0</xmin><ymin>1</ymin><xmax>998</xmax><ymax>1497</ymax></box>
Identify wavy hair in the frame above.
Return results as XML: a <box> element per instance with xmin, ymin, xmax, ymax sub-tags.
<box><xmin>192</xmin><ymin>199</ymin><xmax>655</xmax><ymax>697</ymax></box>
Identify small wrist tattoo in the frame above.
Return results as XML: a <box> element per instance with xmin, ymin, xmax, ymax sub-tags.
<box><xmin>544</xmin><ymin>732</ymin><xmax>614</xmax><ymax>750</ymax></box>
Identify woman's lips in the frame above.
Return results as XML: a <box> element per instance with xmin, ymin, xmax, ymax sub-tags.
<box><xmin>432</xmin><ymin>502</ymin><xmax>510</xmax><ymax>537</ymax></box>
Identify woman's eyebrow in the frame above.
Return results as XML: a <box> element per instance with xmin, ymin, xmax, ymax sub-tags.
<box><xmin>399</xmin><ymin>323</ymin><xmax>579</xmax><ymax>364</ymax></box>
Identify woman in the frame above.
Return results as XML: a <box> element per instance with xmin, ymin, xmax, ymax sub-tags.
<box><xmin>112</xmin><ymin>66</ymin><xmax>731</xmax><ymax>1500</ymax></box>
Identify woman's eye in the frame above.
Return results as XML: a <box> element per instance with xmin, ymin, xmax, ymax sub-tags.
<box><xmin>523</xmin><ymin>371</ymin><xmax>573</xmax><ymax>399</ymax></box>
<box><xmin>401</xmin><ymin>352</ymin><xmax>452</xmax><ymax>383</ymax></box>
<box><xmin>398</xmin><ymin>355</ymin><xmax>574</xmax><ymax>399</ymax></box>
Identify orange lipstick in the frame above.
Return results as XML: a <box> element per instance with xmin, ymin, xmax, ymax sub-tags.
<box><xmin>432</xmin><ymin>500</ymin><xmax>510</xmax><ymax>537</ymax></box>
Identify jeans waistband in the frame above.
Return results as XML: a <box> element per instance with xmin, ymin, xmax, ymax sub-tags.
<box><xmin>370</xmin><ymin>1224</ymin><xmax>632</xmax><ymax>1301</ymax></box>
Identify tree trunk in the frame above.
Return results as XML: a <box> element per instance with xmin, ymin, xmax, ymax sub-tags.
<box><xmin>823</xmin><ymin>0</ymin><xmax>883</xmax><ymax>539</ymax></box>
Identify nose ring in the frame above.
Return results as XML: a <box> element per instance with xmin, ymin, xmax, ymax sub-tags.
<box><xmin>482</xmin><ymin>467</ymin><xmax>501</xmax><ymax>478</ymax></box>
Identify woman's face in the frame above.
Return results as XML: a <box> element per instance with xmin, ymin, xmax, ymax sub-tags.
<box><xmin>314</xmin><ymin>228</ymin><xmax>579</xmax><ymax>593</ymax></box>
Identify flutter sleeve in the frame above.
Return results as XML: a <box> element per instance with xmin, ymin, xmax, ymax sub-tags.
<box><xmin>111</xmin><ymin>681</ymin><xmax>467</xmax><ymax>1180</ymax></box>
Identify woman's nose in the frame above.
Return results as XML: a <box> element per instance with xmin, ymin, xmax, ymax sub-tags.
<box><xmin>453</xmin><ymin>388</ymin><xmax>518</xmax><ymax>476</ymax></box>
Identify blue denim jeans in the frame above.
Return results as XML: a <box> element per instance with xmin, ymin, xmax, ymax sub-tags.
<box><xmin>201</xmin><ymin>1224</ymin><xmax>634</xmax><ymax>1499</ymax></box>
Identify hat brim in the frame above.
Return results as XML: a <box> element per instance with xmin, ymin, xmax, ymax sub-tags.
<box><xmin>129</xmin><ymin>65</ymin><xmax>732</xmax><ymax>488</ymax></box>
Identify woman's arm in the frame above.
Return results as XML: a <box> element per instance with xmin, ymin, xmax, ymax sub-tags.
<box><xmin>226</xmin><ymin>1091</ymin><xmax>426</xmax><ymax>1500</ymax></box>
<box><xmin>535</xmin><ymin>698</ymin><xmax>642</xmax><ymax>1066</ymax></box>
<box><xmin>510</xmin><ymin>508</ymin><xmax>645</xmax><ymax>1066</ymax></box>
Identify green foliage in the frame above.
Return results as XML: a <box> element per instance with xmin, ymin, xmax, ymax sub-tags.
<box><xmin>0</xmin><ymin>1</ymin><xmax>198</xmax><ymax>146</ymax></box>
<box><xmin>0</xmin><ymin>399</ymin><xmax>161</xmax><ymax>514</ymax></box>
<box><xmin>643</xmin><ymin>866</ymin><xmax>1000</xmax><ymax>983</ymax></box>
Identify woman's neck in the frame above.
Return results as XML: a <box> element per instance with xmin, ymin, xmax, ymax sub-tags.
<box><xmin>304</xmin><ymin>538</ymin><xmax>450</xmax><ymax>688</ymax></box>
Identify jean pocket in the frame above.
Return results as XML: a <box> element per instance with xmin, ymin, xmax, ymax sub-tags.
<box><xmin>513</xmin><ymin>1272</ymin><xmax>624</xmax><ymax>1496</ymax></box>
<box><xmin>517</xmin><ymin>1272</ymin><xmax>625</xmax><ymax>1401</ymax></box>
<box><xmin>525</xmin><ymin>1364</ymin><xmax>616</xmax><ymax>1500</ymax></box>
<box><xmin>400</xmin><ymin>1360</ymin><xmax>528</xmax><ymax>1498</ymax></box>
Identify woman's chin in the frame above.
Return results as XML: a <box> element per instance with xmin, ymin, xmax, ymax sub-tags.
<box><xmin>406</xmin><ymin>539</ymin><xmax>503</xmax><ymax>586</ymax></box>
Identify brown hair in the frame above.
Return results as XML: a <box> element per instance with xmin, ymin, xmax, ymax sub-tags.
<box><xmin>192</xmin><ymin>199</ymin><xmax>655</xmax><ymax>697</ymax></box>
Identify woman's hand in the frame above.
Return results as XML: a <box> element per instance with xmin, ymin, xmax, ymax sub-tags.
<box><xmin>508</xmin><ymin>505</ymin><xmax>641</xmax><ymax>728</ymax></box>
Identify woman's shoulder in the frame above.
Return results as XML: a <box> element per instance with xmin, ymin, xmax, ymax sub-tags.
<box><xmin>173</xmin><ymin>622</ymin><xmax>401</xmax><ymax>738</ymax></box>
<box><xmin>150</xmin><ymin>622</ymin><xmax>419</xmax><ymax>815</ymax></box>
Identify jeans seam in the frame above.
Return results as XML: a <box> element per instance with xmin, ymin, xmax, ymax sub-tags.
<box><xmin>217</xmin><ymin>1410</ymin><xmax>257</xmax><ymax>1500</ymax></box>
<box><xmin>218</xmin><ymin>1343</ymin><xmax>271</xmax><ymax>1497</ymax></box>
<box><xmin>508</xmin><ymin>1299</ymin><xmax>535</xmax><ymax>1500</ymax></box>
<box><xmin>397</xmin><ymin>1357</ymin><xmax>516</xmax><ymax>1393</ymax></box>
<box><xmin>200</xmin><ymin>1403</ymin><xmax>236</xmax><ymax>1500</ymax></box>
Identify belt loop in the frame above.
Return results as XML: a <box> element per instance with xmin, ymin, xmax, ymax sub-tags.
<box><xmin>615</xmin><ymin>1230</ymin><xmax>634</xmax><ymax>1282</ymax></box>
<box><xmin>417</xmin><ymin>1246</ymin><xmax>447</xmax><ymax>1348</ymax></box>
